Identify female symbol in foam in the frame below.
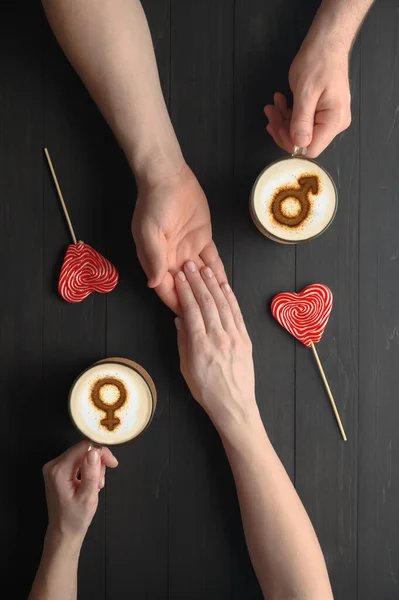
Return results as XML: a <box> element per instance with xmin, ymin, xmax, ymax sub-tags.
<box><xmin>44</xmin><ymin>148</ymin><xmax>118</xmax><ymax>303</ymax></box>
<box><xmin>90</xmin><ymin>377</ymin><xmax>127</xmax><ymax>431</ymax></box>
<box><xmin>271</xmin><ymin>284</ymin><xmax>347</xmax><ymax>441</ymax></box>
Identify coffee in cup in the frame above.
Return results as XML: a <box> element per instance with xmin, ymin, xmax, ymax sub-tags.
<box><xmin>250</xmin><ymin>155</ymin><xmax>337</xmax><ymax>244</ymax></box>
<box><xmin>69</xmin><ymin>357</ymin><xmax>156</xmax><ymax>445</ymax></box>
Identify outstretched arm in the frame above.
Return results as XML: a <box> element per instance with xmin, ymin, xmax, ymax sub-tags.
<box><xmin>42</xmin><ymin>0</ymin><xmax>226</xmax><ymax>313</ymax></box>
<box><xmin>265</xmin><ymin>0</ymin><xmax>375</xmax><ymax>157</ymax></box>
<box><xmin>42</xmin><ymin>0</ymin><xmax>182</xmax><ymax>184</ymax></box>
<box><xmin>29</xmin><ymin>442</ymin><xmax>118</xmax><ymax>600</ymax></box>
<box><xmin>174</xmin><ymin>262</ymin><xmax>334</xmax><ymax>599</ymax></box>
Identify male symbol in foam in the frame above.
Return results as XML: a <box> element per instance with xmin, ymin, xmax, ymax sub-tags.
<box><xmin>272</xmin><ymin>175</ymin><xmax>319</xmax><ymax>227</ymax></box>
<box><xmin>91</xmin><ymin>377</ymin><xmax>127</xmax><ymax>431</ymax></box>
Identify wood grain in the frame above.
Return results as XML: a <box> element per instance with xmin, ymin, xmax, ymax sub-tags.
<box><xmin>294</xmin><ymin>4</ymin><xmax>360</xmax><ymax>598</ymax></box>
<box><xmin>168</xmin><ymin>1</ymin><xmax>236</xmax><ymax>598</ymax></box>
<box><xmin>358</xmin><ymin>3</ymin><xmax>399</xmax><ymax>598</ymax></box>
<box><xmin>0</xmin><ymin>1</ymin><xmax>398</xmax><ymax>599</ymax></box>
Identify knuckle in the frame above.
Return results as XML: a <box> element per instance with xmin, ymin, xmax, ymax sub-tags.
<box><xmin>244</xmin><ymin>334</ymin><xmax>253</xmax><ymax>350</ymax></box>
<box><xmin>218</xmin><ymin>300</ymin><xmax>230</xmax><ymax>314</ymax></box>
<box><xmin>201</xmin><ymin>293</ymin><xmax>214</xmax><ymax>310</ymax></box>
<box><xmin>340</xmin><ymin>111</ymin><xmax>352</xmax><ymax>130</ymax></box>
<box><xmin>42</xmin><ymin>461</ymin><xmax>52</xmax><ymax>478</ymax></box>
<box><xmin>214</xmin><ymin>331</ymin><xmax>230</xmax><ymax>350</ymax></box>
<box><xmin>186</xmin><ymin>302</ymin><xmax>200</xmax><ymax>316</ymax></box>
<box><xmin>233</xmin><ymin>309</ymin><xmax>244</xmax><ymax>325</ymax></box>
<box><xmin>192</xmin><ymin>330</ymin><xmax>207</xmax><ymax>348</ymax></box>
<box><xmin>44</xmin><ymin>463</ymin><xmax>62</xmax><ymax>485</ymax></box>
<box><xmin>294</xmin><ymin>112</ymin><xmax>314</xmax><ymax>125</ymax></box>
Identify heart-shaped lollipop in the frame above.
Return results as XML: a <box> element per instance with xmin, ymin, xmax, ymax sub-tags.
<box><xmin>271</xmin><ymin>283</ymin><xmax>346</xmax><ymax>441</ymax></box>
<box><xmin>271</xmin><ymin>283</ymin><xmax>333</xmax><ymax>347</ymax></box>
<box><xmin>59</xmin><ymin>241</ymin><xmax>119</xmax><ymax>303</ymax></box>
<box><xmin>44</xmin><ymin>148</ymin><xmax>119</xmax><ymax>303</ymax></box>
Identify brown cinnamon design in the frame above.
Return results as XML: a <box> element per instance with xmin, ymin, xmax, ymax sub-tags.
<box><xmin>271</xmin><ymin>175</ymin><xmax>319</xmax><ymax>227</ymax></box>
<box><xmin>90</xmin><ymin>377</ymin><xmax>127</xmax><ymax>431</ymax></box>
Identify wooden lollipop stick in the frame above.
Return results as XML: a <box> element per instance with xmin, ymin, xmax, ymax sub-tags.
<box><xmin>44</xmin><ymin>148</ymin><xmax>77</xmax><ymax>245</ymax></box>
<box><xmin>310</xmin><ymin>342</ymin><xmax>347</xmax><ymax>441</ymax></box>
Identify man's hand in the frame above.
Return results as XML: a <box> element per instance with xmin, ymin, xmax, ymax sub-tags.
<box><xmin>132</xmin><ymin>165</ymin><xmax>227</xmax><ymax>314</ymax></box>
<box><xmin>265</xmin><ymin>45</ymin><xmax>351</xmax><ymax>158</ymax></box>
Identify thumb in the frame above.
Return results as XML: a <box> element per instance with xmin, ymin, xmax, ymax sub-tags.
<box><xmin>137</xmin><ymin>231</ymin><xmax>168</xmax><ymax>289</ymax></box>
<box><xmin>78</xmin><ymin>447</ymin><xmax>102</xmax><ymax>498</ymax></box>
<box><xmin>290</xmin><ymin>90</ymin><xmax>319</xmax><ymax>149</ymax></box>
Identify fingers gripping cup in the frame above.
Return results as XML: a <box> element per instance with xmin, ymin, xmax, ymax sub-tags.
<box><xmin>69</xmin><ymin>358</ymin><xmax>156</xmax><ymax>446</ymax></box>
<box><xmin>250</xmin><ymin>147</ymin><xmax>337</xmax><ymax>244</ymax></box>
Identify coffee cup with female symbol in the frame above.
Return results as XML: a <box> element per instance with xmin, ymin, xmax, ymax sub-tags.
<box><xmin>250</xmin><ymin>147</ymin><xmax>338</xmax><ymax>244</ymax></box>
<box><xmin>69</xmin><ymin>357</ymin><xmax>156</xmax><ymax>446</ymax></box>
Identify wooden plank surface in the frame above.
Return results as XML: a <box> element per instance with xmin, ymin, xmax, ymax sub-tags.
<box><xmin>104</xmin><ymin>1</ymin><xmax>171</xmax><ymax>597</ymax></box>
<box><xmin>168</xmin><ymin>1</ymin><xmax>236</xmax><ymax>598</ymax></box>
<box><xmin>233</xmin><ymin>1</ymin><xmax>301</xmax><ymax>596</ymax></box>
<box><xmin>294</xmin><ymin>4</ymin><xmax>360</xmax><ymax>600</ymax></box>
<box><xmin>1</xmin><ymin>1</ymin><xmax>399</xmax><ymax>599</ymax></box>
<box><xmin>358</xmin><ymin>3</ymin><xmax>399</xmax><ymax>599</ymax></box>
<box><xmin>41</xmin><ymin>10</ymin><xmax>109</xmax><ymax>599</ymax></box>
<box><xmin>0</xmin><ymin>3</ymin><xmax>44</xmax><ymax>597</ymax></box>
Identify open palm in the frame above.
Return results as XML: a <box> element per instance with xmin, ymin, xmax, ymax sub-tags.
<box><xmin>132</xmin><ymin>165</ymin><xmax>226</xmax><ymax>314</ymax></box>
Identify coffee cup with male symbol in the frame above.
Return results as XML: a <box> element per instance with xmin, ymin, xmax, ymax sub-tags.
<box><xmin>250</xmin><ymin>147</ymin><xmax>338</xmax><ymax>244</ymax></box>
<box><xmin>69</xmin><ymin>357</ymin><xmax>156</xmax><ymax>446</ymax></box>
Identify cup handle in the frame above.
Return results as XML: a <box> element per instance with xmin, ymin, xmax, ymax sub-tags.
<box><xmin>292</xmin><ymin>146</ymin><xmax>308</xmax><ymax>157</ymax></box>
<box><xmin>87</xmin><ymin>441</ymin><xmax>103</xmax><ymax>452</ymax></box>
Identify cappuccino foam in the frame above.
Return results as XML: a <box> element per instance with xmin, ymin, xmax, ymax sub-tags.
<box><xmin>69</xmin><ymin>362</ymin><xmax>154</xmax><ymax>445</ymax></box>
<box><xmin>251</xmin><ymin>157</ymin><xmax>337</xmax><ymax>242</ymax></box>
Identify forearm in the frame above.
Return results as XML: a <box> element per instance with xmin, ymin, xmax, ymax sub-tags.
<box><xmin>304</xmin><ymin>0</ymin><xmax>375</xmax><ymax>55</ymax></box>
<box><xmin>29</xmin><ymin>528</ymin><xmax>82</xmax><ymax>600</ymax></box>
<box><xmin>42</xmin><ymin>0</ymin><xmax>184</xmax><ymax>185</ymax></box>
<box><xmin>219</xmin><ymin>415</ymin><xmax>333</xmax><ymax>600</ymax></box>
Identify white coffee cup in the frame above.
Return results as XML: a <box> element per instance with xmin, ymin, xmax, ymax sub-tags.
<box><xmin>250</xmin><ymin>148</ymin><xmax>337</xmax><ymax>244</ymax></box>
<box><xmin>69</xmin><ymin>357</ymin><xmax>156</xmax><ymax>446</ymax></box>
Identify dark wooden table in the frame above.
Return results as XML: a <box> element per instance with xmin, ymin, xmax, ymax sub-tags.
<box><xmin>1</xmin><ymin>1</ymin><xmax>399</xmax><ymax>598</ymax></box>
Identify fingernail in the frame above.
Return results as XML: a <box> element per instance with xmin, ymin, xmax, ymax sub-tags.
<box><xmin>222</xmin><ymin>283</ymin><xmax>231</xmax><ymax>293</ymax></box>
<box><xmin>203</xmin><ymin>267</ymin><xmax>213</xmax><ymax>279</ymax></box>
<box><xmin>175</xmin><ymin>317</ymin><xmax>182</xmax><ymax>330</ymax></box>
<box><xmin>87</xmin><ymin>448</ymin><xmax>100</xmax><ymax>465</ymax></box>
<box><xmin>177</xmin><ymin>271</ymin><xmax>186</xmax><ymax>282</ymax></box>
<box><xmin>101</xmin><ymin>476</ymin><xmax>105</xmax><ymax>488</ymax></box>
<box><xmin>294</xmin><ymin>132</ymin><xmax>310</xmax><ymax>145</ymax></box>
<box><xmin>186</xmin><ymin>261</ymin><xmax>197</xmax><ymax>273</ymax></box>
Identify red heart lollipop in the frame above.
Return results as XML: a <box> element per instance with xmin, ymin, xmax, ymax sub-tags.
<box><xmin>44</xmin><ymin>149</ymin><xmax>119</xmax><ymax>304</ymax></box>
<box><xmin>271</xmin><ymin>283</ymin><xmax>346</xmax><ymax>440</ymax></box>
<box><xmin>271</xmin><ymin>284</ymin><xmax>333</xmax><ymax>347</ymax></box>
<box><xmin>59</xmin><ymin>241</ymin><xmax>119</xmax><ymax>303</ymax></box>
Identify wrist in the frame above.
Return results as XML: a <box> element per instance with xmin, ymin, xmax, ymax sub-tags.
<box><xmin>45</xmin><ymin>525</ymin><xmax>84</xmax><ymax>557</ymax></box>
<box><xmin>213</xmin><ymin>401</ymin><xmax>264</xmax><ymax>443</ymax></box>
<box><xmin>302</xmin><ymin>8</ymin><xmax>354</xmax><ymax>58</ymax></box>
<box><xmin>218</xmin><ymin>411</ymin><xmax>269</xmax><ymax>455</ymax></box>
<box><xmin>129</xmin><ymin>133</ymin><xmax>186</xmax><ymax>189</ymax></box>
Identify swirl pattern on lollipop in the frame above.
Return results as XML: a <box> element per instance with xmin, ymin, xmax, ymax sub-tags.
<box><xmin>59</xmin><ymin>241</ymin><xmax>119</xmax><ymax>303</ymax></box>
<box><xmin>271</xmin><ymin>284</ymin><xmax>333</xmax><ymax>347</ymax></box>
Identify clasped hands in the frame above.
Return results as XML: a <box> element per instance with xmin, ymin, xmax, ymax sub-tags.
<box><xmin>132</xmin><ymin>44</ymin><xmax>352</xmax><ymax>313</ymax></box>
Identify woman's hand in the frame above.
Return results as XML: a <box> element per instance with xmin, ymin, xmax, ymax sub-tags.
<box><xmin>42</xmin><ymin>441</ymin><xmax>118</xmax><ymax>543</ymax></box>
<box><xmin>132</xmin><ymin>165</ymin><xmax>227</xmax><ymax>315</ymax></box>
<box><xmin>174</xmin><ymin>261</ymin><xmax>259</xmax><ymax>431</ymax></box>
